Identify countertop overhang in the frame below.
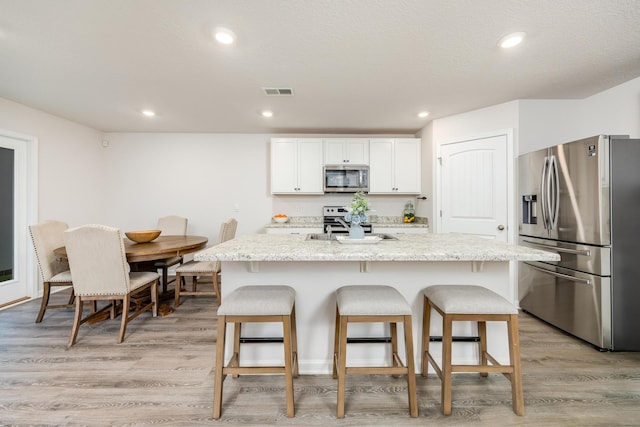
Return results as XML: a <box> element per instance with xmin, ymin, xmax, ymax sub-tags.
<box><xmin>195</xmin><ymin>233</ymin><xmax>559</xmax><ymax>263</ymax></box>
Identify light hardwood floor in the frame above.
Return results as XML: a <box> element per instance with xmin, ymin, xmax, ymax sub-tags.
<box><xmin>1</xmin><ymin>287</ymin><xmax>639</xmax><ymax>426</ymax></box>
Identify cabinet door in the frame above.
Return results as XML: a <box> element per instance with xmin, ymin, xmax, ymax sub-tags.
<box><xmin>324</xmin><ymin>140</ymin><xmax>346</xmax><ymax>164</ymax></box>
<box><xmin>297</xmin><ymin>139</ymin><xmax>324</xmax><ymax>193</ymax></box>
<box><xmin>344</xmin><ymin>138</ymin><xmax>369</xmax><ymax>164</ymax></box>
<box><xmin>369</xmin><ymin>139</ymin><xmax>395</xmax><ymax>193</ymax></box>
<box><xmin>324</xmin><ymin>138</ymin><xmax>370</xmax><ymax>164</ymax></box>
<box><xmin>394</xmin><ymin>139</ymin><xmax>421</xmax><ymax>193</ymax></box>
<box><xmin>271</xmin><ymin>139</ymin><xmax>299</xmax><ymax>193</ymax></box>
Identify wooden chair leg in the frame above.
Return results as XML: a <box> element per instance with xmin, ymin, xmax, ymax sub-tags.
<box><xmin>68</xmin><ymin>297</ymin><xmax>84</xmax><ymax>348</ymax></box>
<box><xmin>151</xmin><ymin>280</ymin><xmax>158</xmax><ymax>317</ymax></box>
<box><xmin>213</xmin><ymin>315</ymin><xmax>227</xmax><ymax>419</ymax></box>
<box><xmin>174</xmin><ymin>273</ymin><xmax>182</xmax><ymax>307</ymax></box>
<box><xmin>403</xmin><ymin>314</ymin><xmax>418</xmax><ymax>417</ymax></box>
<box><xmin>67</xmin><ymin>288</ymin><xmax>75</xmax><ymax>305</ymax></box>
<box><xmin>441</xmin><ymin>314</ymin><xmax>453</xmax><ymax>415</ymax></box>
<box><xmin>336</xmin><ymin>314</ymin><xmax>348</xmax><ymax>419</ymax></box>
<box><xmin>35</xmin><ymin>281</ymin><xmax>52</xmax><ymax>323</ymax></box>
<box><xmin>421</xmin><ymin>296</ymin><xmax>431</xmax><ymax>376</ymax></box>
<box><xmin>213</xmin><ymin>273</ymin><xmax>221</xmax><ymax>303</ymax></box>
<box><xmin>119</xmin><ymin>296</ymin><xmax>130</xmax><ymax>343</ymax></box>
<box><xmin>283</xmin><ymin>314</ymin><xmax>295</xmax><ymax>417</ymax></box>
<box><xmin>508</xmin><ymin>314</ymin><xmax>525</xmax><ymax>416</ymax></box>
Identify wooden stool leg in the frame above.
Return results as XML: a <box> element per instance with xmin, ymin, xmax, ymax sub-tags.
<box><xmin>403</xmin><ymin>314</ymin><xmax>418</xmax><ymax>417</ymax></box>
<box><xmin>213</xmin><ymin>315</ymin><xmax>227</xmax><ymax>419</ymax></box>
<box><xmin>421</xmin><ymin>295</ymin><xmax>431</xmax><ymax>376</ymax></box>
<box><xmin>478</xmin><ymin>320</ymin><xmax>488</xmax><ymax>377</ymax></box>
<box><xmin>232</xmin><ymin>322</ymin><xmax>242</xmax><ymax>378</ymax></box>
<box><xmin>332</xmin><ymin>306</ymin><xmax>340</xmax><ymax>379</ymax></box>
<box><xmin>390</xmin><ymin>322</ymin><xmax>399</xmax><ymax>368</ymax></box>
<box><xmin>282</xmin><ymin>314</ymin><xmax>295</xmax><ymax>417</ymax></box>
<box><xmin>441</xmin><ymin>314</ymin><xmax>453</xmax><ymax>415</ymax></box>
<box><xmin>336</xmin><ymin>314</ymin><xmax>348</xmax><ymax>418</ymax></box>
<box><xmin>508</xmin><ymin>314</ymin><xmax>525</xmax><ymax>416</ymax></box>
<box><xmin>291</xmin><ymin>305</ymin><xmax>299</xmax><ymax>377</ymax></box>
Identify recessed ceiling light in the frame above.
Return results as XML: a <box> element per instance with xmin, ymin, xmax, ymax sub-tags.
<box><xmin>214</xmin><ymin>28</ymin><xmax>236</xmax><ymax>45</ymax></box>
<box><xmin>262</xmin><ymin>110</ymin><xmax>273</xmax><ymax>118</ymax></box>
<box><xmin>141</xmin><ymin>110</ymin><xmax>155</xmax><ymax>117</ymax></box>
<box><xmin>498</xmin><ymin>32</ymin><xmax>526</xmax><ymax>48</ymax></box>
<box><xmin>418</xmin><ymin>111</ymin><xmax>430</xmax><ymax>118</ymax></box>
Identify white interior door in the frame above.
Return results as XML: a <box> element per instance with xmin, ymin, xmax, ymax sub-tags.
<box><xmin>0</xmin><ymin>132</ymin><xmax>37</xmax><ymax>307</ymax></box>
<box><xmin>438</xmin><ymin>133</ymin><xmax>509</xmax><ymax>241</ymax></box>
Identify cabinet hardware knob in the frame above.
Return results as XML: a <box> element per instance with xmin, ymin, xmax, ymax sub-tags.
<box><xmin>497</xmin><ymin>225</ymin><xmax>505</xmax><ymax>230</ymax></box>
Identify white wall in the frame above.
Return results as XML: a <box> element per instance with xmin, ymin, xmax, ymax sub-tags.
<box><xmin>518</xmin><ymin>76</ymin><xmax>640</xmax><ymax>153</ymax></box>
<box><xmin>0</xmin><ymin>97</ymin><xmax>105</xmax><ymax>226</ymax></box>
<box><xmin>102</xmin><ymin>133</ymin><xmax>426</xmax><ymax>242</ymax></box>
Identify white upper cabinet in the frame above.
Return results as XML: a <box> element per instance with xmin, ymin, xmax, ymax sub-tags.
<box><xmin>271</xmin><ymin>138</ymin><xmax>324</xmax><ymax>194</ymax></box>
<box><xmin>369</xmin><ymin>138</ymin><xmax>421</xmax><ymax>194</ymax></box>
<box><xmin>324</xmin><ymin>138</ymin><xmax>369</xmax><ymax>165</ymax></box>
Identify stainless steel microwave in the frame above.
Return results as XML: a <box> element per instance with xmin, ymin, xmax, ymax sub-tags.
<box><xmin>323</xmin><ymin>165</ymin><xmax>369</xmax><ymax>193</ymax></box>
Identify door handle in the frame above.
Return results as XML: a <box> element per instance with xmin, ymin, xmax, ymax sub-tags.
<box><xmin>497</xmin><ymin>225</ymin><xmax>505</xmax><ymax>230</ymax></box>
<box><xmin>524</xmin><ymin>262</ymin><xmax>591</xmax><ymax>286</ymax></box>
<box><xmin>522</xmin><ymin>240</ymin><xmax>592</xmax><ymax>256</ymax></box>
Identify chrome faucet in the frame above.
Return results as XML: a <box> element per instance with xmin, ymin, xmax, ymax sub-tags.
<box><xmin>334</xmin><ymin>217</ymin><xmax>351</xmax><ymax>231</ymax></box>
<box><xmin>326</xmin><ymin>224</ymin><xmax>333</xmax><ymax>240</ymax></box>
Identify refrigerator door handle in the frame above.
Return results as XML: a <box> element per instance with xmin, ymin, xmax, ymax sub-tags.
<box><xmin>521</xmin><ymin>239</ymin><xmax>592</xmax><ymax>256</ymax></box>
<box><xmin>524</xmin><ymin>262</ymin><xmax>592</xmax><ymax>286</ymax></box>
<box><xmin>549</xmin><ymin>155</ymin><xmax>560</xmax><ymax>230</ymax></box>
<box><xmin>540</xmin><ymin>157</ymin><xmax>549</xmax><ymax>229</ymax></box>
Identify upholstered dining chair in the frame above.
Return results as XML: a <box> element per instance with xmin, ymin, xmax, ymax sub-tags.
<box><xmin>63</xmin><ymin>224</ymin><xmax>159</xmax><ymax>347</ymax></box>
<box><xmin>29</xmin><ymin>220</ymin><xmax>74</xmax><ymax>323</ymax></box>
<box><xmin>155</xmin><ymin>215</ymin><xmax>188</xmax><ymax>293</ymax></box>
<box><xmin>174</xmin><ymin>218</ymin><xmax>237</xmax><ymax>306</ymax></box>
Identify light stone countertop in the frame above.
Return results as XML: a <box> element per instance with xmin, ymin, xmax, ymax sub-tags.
<box><xmin>195</xmin><ymin>233</ymin><xmax>559</xmax><ymax>262</ymax></box>
<box><xmin>266</xmin><ymin>215</ymin><xmax>429</xmax><ymax>229</ymax></box>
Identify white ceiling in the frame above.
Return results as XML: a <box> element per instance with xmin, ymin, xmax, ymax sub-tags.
<box><xmin>1</xmin><ymin>0</ymin><xmax>639</xmax><ymax>134</ymax></box>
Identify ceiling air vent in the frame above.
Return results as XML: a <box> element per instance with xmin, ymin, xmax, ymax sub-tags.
<box><xmin>263</xmin><ymin>87</ymin><xmax>294</xmax><ymax>96</ymax></box>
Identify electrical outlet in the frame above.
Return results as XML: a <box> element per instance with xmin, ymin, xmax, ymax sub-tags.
<box><xmin>233</xmin><ymin>204</ymin><xmax>240</xmax><ymax>212</ymax></box>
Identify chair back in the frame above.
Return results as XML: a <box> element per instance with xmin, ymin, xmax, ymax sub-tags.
<box><xmin>157</xmin><ymin>215</ymin><xmax>188</xmax><ymax>236</ymax></box>
<box><xmin>63</xmin><ymin>224</ymin><xmax>131</xmax><ymax>296</ymax></box>
<box><xmin>213</xmin><ymin>218</ymin><xmax>238</xmax><ymax>271</ymax></box>
<box><xmin>29</xmin><ymin>220</ymin><xmax>70</xmax><ymax>281</ymax></box>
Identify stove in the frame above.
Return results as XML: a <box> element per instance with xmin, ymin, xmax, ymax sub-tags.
<box><xmin>322</xmin><ymin>206</ymin><xmax>373</xmax><ymax>234</ymax></box>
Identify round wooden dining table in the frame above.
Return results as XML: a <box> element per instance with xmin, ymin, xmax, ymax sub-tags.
<box><xmin>54</xmin><ymin>235</ymin><xmax>209</xmax><ymax>263</ymax></box>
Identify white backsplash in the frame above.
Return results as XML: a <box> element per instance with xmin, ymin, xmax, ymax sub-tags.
<box><xmin>272</xmin><ymin>194</ymin><xmax>429</xmax><ymax>219</ymax></box>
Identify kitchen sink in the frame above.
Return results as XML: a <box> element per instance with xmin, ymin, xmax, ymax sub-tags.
<box><xmin>305</xmin><ymin>233</ymin><xmax>398</xmax><ymax>241</ymax></box>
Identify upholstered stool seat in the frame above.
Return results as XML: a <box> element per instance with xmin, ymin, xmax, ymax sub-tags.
<box><xmin>333</xmin><ymin>285</ymin><xmax>418</xmax><ymax>418</ymax></box>
<box><xmin>213</xmin><ymin>285</ymin><xmax>298</xmax><ymax>419</ymax></box>
<box><xmin>421</xmin><ymin>285</ymin><xmax>524</xmax><ymax>416</ymax></box>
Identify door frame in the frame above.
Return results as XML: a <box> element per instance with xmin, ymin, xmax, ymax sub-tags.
<box><xmin>435</xmin><ymin>129</ymin><xmax>518</xmax><ymax>302</ymax></box>
<box><xmin>0</xmin><ymin>128</ymin><xmax>38</xmax><ymax>306</ymax></box>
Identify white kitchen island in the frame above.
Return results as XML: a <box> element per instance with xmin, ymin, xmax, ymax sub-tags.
<box><xmin>195</xmin><ymin>233</ymin><xmax>558</xmax><ymax>374</ymax></box>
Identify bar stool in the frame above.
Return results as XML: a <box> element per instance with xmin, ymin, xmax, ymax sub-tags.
<box><xmin>421</xmin><ymin>285</ymin><xmax>524</xmax><ymax>416</ymax></box>
<box><xmin>213</xmin><ymin>285</ymin><xmax>299</xmax><ymax>419</ymax></box>
<box><xmin>333</xmin><ymin>285</ymin><xmax>418</xmax><ymax>418</ymax></box>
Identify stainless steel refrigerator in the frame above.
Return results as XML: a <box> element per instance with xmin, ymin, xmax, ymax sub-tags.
<box><xmin>518</xmin><ymin>135</ymin><xmax>640</xmax><ymax>351</ymax></box>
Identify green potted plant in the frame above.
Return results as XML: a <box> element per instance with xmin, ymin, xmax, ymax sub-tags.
<box><xmin>345</xmin><ymin>191</ymin><xmax>370</xmax><ymax>239</ymax></box>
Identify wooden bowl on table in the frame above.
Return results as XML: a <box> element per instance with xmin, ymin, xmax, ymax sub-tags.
<box><xmin>125</xmin><ymin>229</ymin><xmax>161</xmax><ymax>243</ymax></box>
